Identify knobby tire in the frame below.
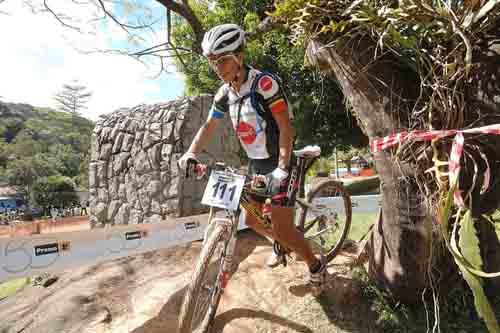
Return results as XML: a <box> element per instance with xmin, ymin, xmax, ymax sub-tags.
<box><xmin>297</xmin><ymin>179</ymin><xmax>352</xmax><ymax>262</ymax></box>
<box><xmin>178</xmin><ymin>224</ymin><xmax>229</xmax><ymax>333</ymax></box>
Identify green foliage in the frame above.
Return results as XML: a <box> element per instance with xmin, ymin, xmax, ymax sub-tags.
<box><xmin>53</xmin><ymin>80</ymin><xmax>92</xmax><ymax>118</ymax></box>
<box><xmin>352</xmin><ymin>267</ymin><xmax>419</xmax><ymax>331</ymax></box>
<box><xmin>170</xmin><ymin>1</ymin><xmax>367</xmax><ymax>155</ymax></box>
<box><xmin>0</xmin><ymin>138</ymin><xmax>9</xmax><ymax>169</ymax></box>
<box><xmin>439</xmin><ymin>188</ymin><xmax>500</xmax><ymax>331</ymax></box>
<box><xmin>32</xmin><ymin>176</ymin><xmax>79</xmax><ymax>208</ymax></box>
<box><xmin>47</xmin><ymin>144</ymin><xmax>81</xmax><ymax>178</ymax></box>
<box><xmin>4</xmin><ymin>156</ymin><xmax>55</xmax><ymax>201</ymax></box>
<box><xmin>306</xmin><ymin>157</ymin><xmax>332</xmax><ymax>180</ymax></box>
<box><xmin>271</xmin><ymin>1</ymin><xmax>500</xmax><ymax>330</ymax></box>
<box><xmin>343</xmin><ymin>175</ymin><xmax>380</xmax><ymax>195</ymax></box>
<box><xmin>0</xmin><ymin>102</ymin><xmax>94</xmax><ymax>199</ymax></box>
<box><xmin>0</xmin><ymin>118</ymin><xmax>24</xmax><ymax>142</ymax></box>
<box><xmin>8</xmin><ymin>131</ymin><xmax>45</xmax><ymax>158</ymax></box>
<box><xmin>459</xmin><ymin>211</ymin><xmax>484</xmax><ymax>270</ymax></box>
<box><xmin>336</xmin><ymin>146</ymin><xmax>371</xmax><ymax>161</ymax></box>
<box><xmin>456</xmin><ymin>212</ymin><xmax>500</xmax><ymax>332</ymax></box>
<box><xmin>352</xmin><ymin>267</ymin><xmax>499</xmax><ymax>332</ymax></box>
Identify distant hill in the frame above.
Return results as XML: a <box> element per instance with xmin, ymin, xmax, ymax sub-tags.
<box><xmin>0</xmin><ymin>101</ymin><xmax>95</xmax><ymax>190</ymax></box>
<box><xmin>0</xmin><ymin>102</ymin><xmax>94</xmax><ymax>145</ymax></box>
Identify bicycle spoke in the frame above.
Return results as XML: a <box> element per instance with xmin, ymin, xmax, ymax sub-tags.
<box><xmin>304</xmin><ymin>222</ymin><xmax>339</xmax><ymax>239</ymax></box>
<box><xmin>193</xmin><ymin>268</ymin><xmax>220</xmax><ymax>325</ymax></box>
<box><xmin>297</xmin><ymin>180</ymin><xmax>352</xmax><ymax>261</ymax></box>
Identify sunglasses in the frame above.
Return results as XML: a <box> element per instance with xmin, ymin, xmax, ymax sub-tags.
<box><xmin>208</xmin><ymin>54</ymin><xmax>235</xmax><ymax>69</ymax></box>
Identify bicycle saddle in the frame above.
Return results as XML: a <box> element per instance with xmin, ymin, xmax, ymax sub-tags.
<box><xmin>293</xmin><ymin>145</ymin><xmax>321</xmax><ymax>157</ymax></box>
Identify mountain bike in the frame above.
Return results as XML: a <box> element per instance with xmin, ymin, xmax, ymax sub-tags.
<box><xmin>178</xmin><ymin>145</ymin><xmax>352</xmax><ymax>333</ymax></box>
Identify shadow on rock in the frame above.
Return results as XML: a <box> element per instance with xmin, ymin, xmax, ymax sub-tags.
<box><xmin>212</xmin><ymin>308</ymin><xmax>313</xmax><ymax>333</ymax></box>
<box><xmin>131</xmin><ymin>230</ymin><xmax>266</xmax><ymax>333</ymax></box>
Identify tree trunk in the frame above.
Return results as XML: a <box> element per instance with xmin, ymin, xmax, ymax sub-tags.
<box><xmin>307</xmin><ymin>37</ymin><xmax>432</xmax><ymax>303</ymax></box>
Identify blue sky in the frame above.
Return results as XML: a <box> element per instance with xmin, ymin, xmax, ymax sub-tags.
<box><xmin>0</xmin><ymin>0</ymin><xmax>185</xmax><ymax>120</ymax></box>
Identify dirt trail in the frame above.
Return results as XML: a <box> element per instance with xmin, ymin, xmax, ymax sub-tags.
<box><xmin>0</xmin><ymin>230</ymin><xmax>378</xmax><ymax>333</ymax></box>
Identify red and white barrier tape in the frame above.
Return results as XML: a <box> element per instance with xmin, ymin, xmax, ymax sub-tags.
<box><xmin>370</xmin><ymin>124</ymin><xmax>500</xmax><ymax>207</ymax></box>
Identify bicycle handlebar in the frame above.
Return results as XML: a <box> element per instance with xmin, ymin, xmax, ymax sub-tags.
<box><xmin>185</xmin><ymin>160</ymin><xmax>272</xmax><ymax>199</ymax></box>
<box><xmin>184</xmin><ymin>159</ymin><xmax>232</xmax><ymax>179</ymax></box>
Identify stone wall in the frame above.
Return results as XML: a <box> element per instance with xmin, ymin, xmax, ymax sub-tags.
<box><xmin>88</xmin><ymin>95</ymin><xmax>240</xmax><ymax>227</ymax></box>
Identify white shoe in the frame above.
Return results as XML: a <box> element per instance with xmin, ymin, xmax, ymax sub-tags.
<box><xmin>309</xmin><ymin>256</ymin><xmax>327</xmax><ymax>296</ymax></box>
<box><xmin>266</xmin><ymin>252</ymin><xmax>285</xmax><ymax>268</ymax></box>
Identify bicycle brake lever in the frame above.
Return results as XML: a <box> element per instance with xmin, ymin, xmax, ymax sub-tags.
<box><xmin>185</xmin><ymin>159</ymin><xmax>198</xmax><ymax>179</ymax></box>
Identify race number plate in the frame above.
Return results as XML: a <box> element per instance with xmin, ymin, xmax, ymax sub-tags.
<box><xmin>201</xmin><ymin>171</ymin><xmax>245</xmax><ymax>211</ymax></box>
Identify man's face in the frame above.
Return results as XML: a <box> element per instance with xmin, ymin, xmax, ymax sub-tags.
<box><xmin>208</xmin><ymin>53</ymin><xmax>241</xmax><ymax>83</ymax></box>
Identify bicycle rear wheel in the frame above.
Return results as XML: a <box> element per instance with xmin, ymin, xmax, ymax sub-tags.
<box><xmin>178</xmin><ymin>224</ymin><xmax>230</xmax><ymax>333</ymax></box>
<box><xmin>297</xmin><ymin>180</ymin><xmax>352</xmax><ymax>262</ymax></box>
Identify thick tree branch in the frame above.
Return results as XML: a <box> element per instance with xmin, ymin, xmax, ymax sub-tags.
<box><xmin>245</xmin><ymin>17</ymin><xmax>281</xmax><ymax>41</ymax></box>
<box><xmin>38</xmin><ymin>0</ymin><xmax>283</xmax><ymax>71</ymax></box>
<box><xmin>155</xmin><ymin>0</ymin><xmax>204</xmax><ymax>54</ymax></box>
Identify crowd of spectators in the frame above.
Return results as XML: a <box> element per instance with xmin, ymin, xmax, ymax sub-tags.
<box><xmin>0</xmin><ymin>201</ymin><xmax>89</xmax><ymax>225</ymax></box>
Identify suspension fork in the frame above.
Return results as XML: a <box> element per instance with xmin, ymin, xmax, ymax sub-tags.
<box><xmin>208</xmin><ymin>209</ymin><xmax>238</xmax><ymax>290</ymax></box>
<box><xmin>202</xmin><ymin>206</ymin><xmax>218</xmax><ymax>246</ymax></box>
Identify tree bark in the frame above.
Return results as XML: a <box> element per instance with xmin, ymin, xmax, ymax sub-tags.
<box><xmin>156</xmin><ymin>0</ymin><xmax>205</xmax><ymax>54</ymax></box>
<box><xmin>306</xmin><ymin>37</ymin><xmax>432</xmax><ymax>303</ymax></box>
<box><xmin>154</xmin><ymin>1</ymin><xmax>278</xmax><ymax>55</ymax></box>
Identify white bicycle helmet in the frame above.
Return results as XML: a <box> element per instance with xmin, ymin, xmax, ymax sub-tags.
<box><xmin>202</xmin><ymin>23</ymin><xmax>245</xmax><ymax>56</ymax></box>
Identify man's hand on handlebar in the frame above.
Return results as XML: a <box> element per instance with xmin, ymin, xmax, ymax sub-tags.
<box><xmin>178</xmin><ymin>152</ymin><xmax>198</xmax><ymax>170</ymax></box>
<box><xmin>178</xmin><ymin>152</ymin><xmax>204</xmax><ymax>179</ymax></box>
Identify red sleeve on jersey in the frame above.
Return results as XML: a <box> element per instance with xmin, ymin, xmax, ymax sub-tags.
<box><xmin>269</xmin><ymin>98</ymin><xmax>287</xmax><ymax>114</ymax></box>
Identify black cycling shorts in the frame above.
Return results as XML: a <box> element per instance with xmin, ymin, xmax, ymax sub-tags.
<box><xmin>247</xmin><ymin>156</ymin><xmax>297</xmax><ymax>206</ymax></box>
<box><xmin>247</xmin><ymin>157</ymin><xmax>279</xmax><ymax>177</ymax></box>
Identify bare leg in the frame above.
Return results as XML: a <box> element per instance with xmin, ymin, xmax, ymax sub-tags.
<box><xmin>244</xmin><ymin>202</ymin><xmax>317</xmax><ymax>268</ymax></box>
<box><xmin>243</xmin><ymin>202</ymin><xmax>275</xmax><ymax>240</ymax></box>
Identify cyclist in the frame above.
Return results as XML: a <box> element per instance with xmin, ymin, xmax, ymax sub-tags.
<box><xmin>178</xmin><ymin>23</ymin><xmax>326</xmax><ymax>294</ymax></box>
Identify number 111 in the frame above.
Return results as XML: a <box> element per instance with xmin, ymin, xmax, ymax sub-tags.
<box><xmin>212</xmin><ymin>182</ymin><xmax>237</xmax><ymax>201</ymax></box>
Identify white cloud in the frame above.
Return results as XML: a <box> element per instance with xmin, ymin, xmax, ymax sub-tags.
<box><xmin>0</xmin><ymin>0</ymin><xmax>184</xmax><ymax>121</ymax></box>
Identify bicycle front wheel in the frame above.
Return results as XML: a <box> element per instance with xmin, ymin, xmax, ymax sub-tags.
<box><xmin>297</xmin><ymin>180</ymin><xmax>352</xmax><ymax>262</ymax></box>
<box><xmin>178</xmin><ymin>224</ymin><xmax>230</xmax><ymax>333</ymax></box>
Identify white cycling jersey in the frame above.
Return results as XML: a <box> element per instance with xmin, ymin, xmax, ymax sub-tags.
<box><xmin>208</xmin><ymin>66</ymin><xmax>293</xmax><ymax>160</ymax></box>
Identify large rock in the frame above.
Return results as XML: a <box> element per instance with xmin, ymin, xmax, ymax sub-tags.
<box><xmin>89</xmin><ymin>95</ymin><xmax>240</xmax><ymax>226</ymax></box>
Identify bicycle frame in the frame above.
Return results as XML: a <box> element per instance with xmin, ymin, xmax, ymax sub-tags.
<box><xmin>200</xmin><ymin>153</ymin><xmax>320</xmax><ymax>259</ymax></box>
<box><xmin>201</xmin><ymin>157</ymin><xmax>320</xmax><ymax>278</ymax></box>
<box><xmin>185</xmin><ymin>153</ymin><xmax>340</xmax><ymax>331</ymax></box>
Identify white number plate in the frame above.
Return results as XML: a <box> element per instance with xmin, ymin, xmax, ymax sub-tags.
<box><xmin>201</xmin><ymin>171</ymin><xmax>245</xmax><ymax>211</ymax></box>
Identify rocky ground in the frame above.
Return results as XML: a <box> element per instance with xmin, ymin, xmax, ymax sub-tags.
<box><xmin>0</xmin><ymin>230</ymin><xmax>379</xmax><ymax>333</ymax></box>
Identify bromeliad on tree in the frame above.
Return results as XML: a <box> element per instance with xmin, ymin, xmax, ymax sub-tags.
<box><xmin>272</xmin><ymin>0</ymin><xmax>500</xmax><ymax>331</ymax></box>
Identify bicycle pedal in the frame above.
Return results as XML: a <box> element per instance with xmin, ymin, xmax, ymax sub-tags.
<box><xmin>279</xmin><ymin>254</ymin><xmax>295</xmax><ymax>268</ymax></box>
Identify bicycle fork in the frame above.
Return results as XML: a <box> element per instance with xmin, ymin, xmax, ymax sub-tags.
<box><xmin>219</xmin><ymin>232</ymin><xmax>236</xmax><ymax>289</ymax></box>
<box><xmin>205</xmin><ymin>209</ymin><xmax>238</xmax><ymax>292</ymax></box>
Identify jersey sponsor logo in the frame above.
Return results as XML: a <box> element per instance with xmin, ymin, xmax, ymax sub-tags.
<box><xmin>236</xmin><ymin>121</ymin><xmax>257</xmax><ymax>144</ymax></box>
<box><xmin>259</xmin><ymin>76</ymin><xmax>273</xmax><ymax>92</ymax></box>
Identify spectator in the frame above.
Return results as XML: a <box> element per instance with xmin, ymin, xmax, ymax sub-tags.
<box><xmin>80</xmin><ymin>200</ymin><xmax>88</xmax><ymax>216</ymax></box>
<box><xmin>51</xmin><ymin>206</ymin><xmax>59</xmax><ymax>222</ymax></box>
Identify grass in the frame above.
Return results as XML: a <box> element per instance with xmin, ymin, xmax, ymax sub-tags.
<box><xmin>349</xmin><ymin>212</ymin><xmax>377</xmax><ymax>241</ymax></box>
<box><xmin>352</xmin><ymin>267</ymin><xmax>499</xmax><ymax>333</ymax></box>
<box><xmin>0</xmin><ymin>277</ymin><xmax>29</xmax><ymax>300</ymax></box>
<box><xmin>303</xmin><ymin>211</ymin><xmax>377</xmax><ymax>253</ymax></box>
